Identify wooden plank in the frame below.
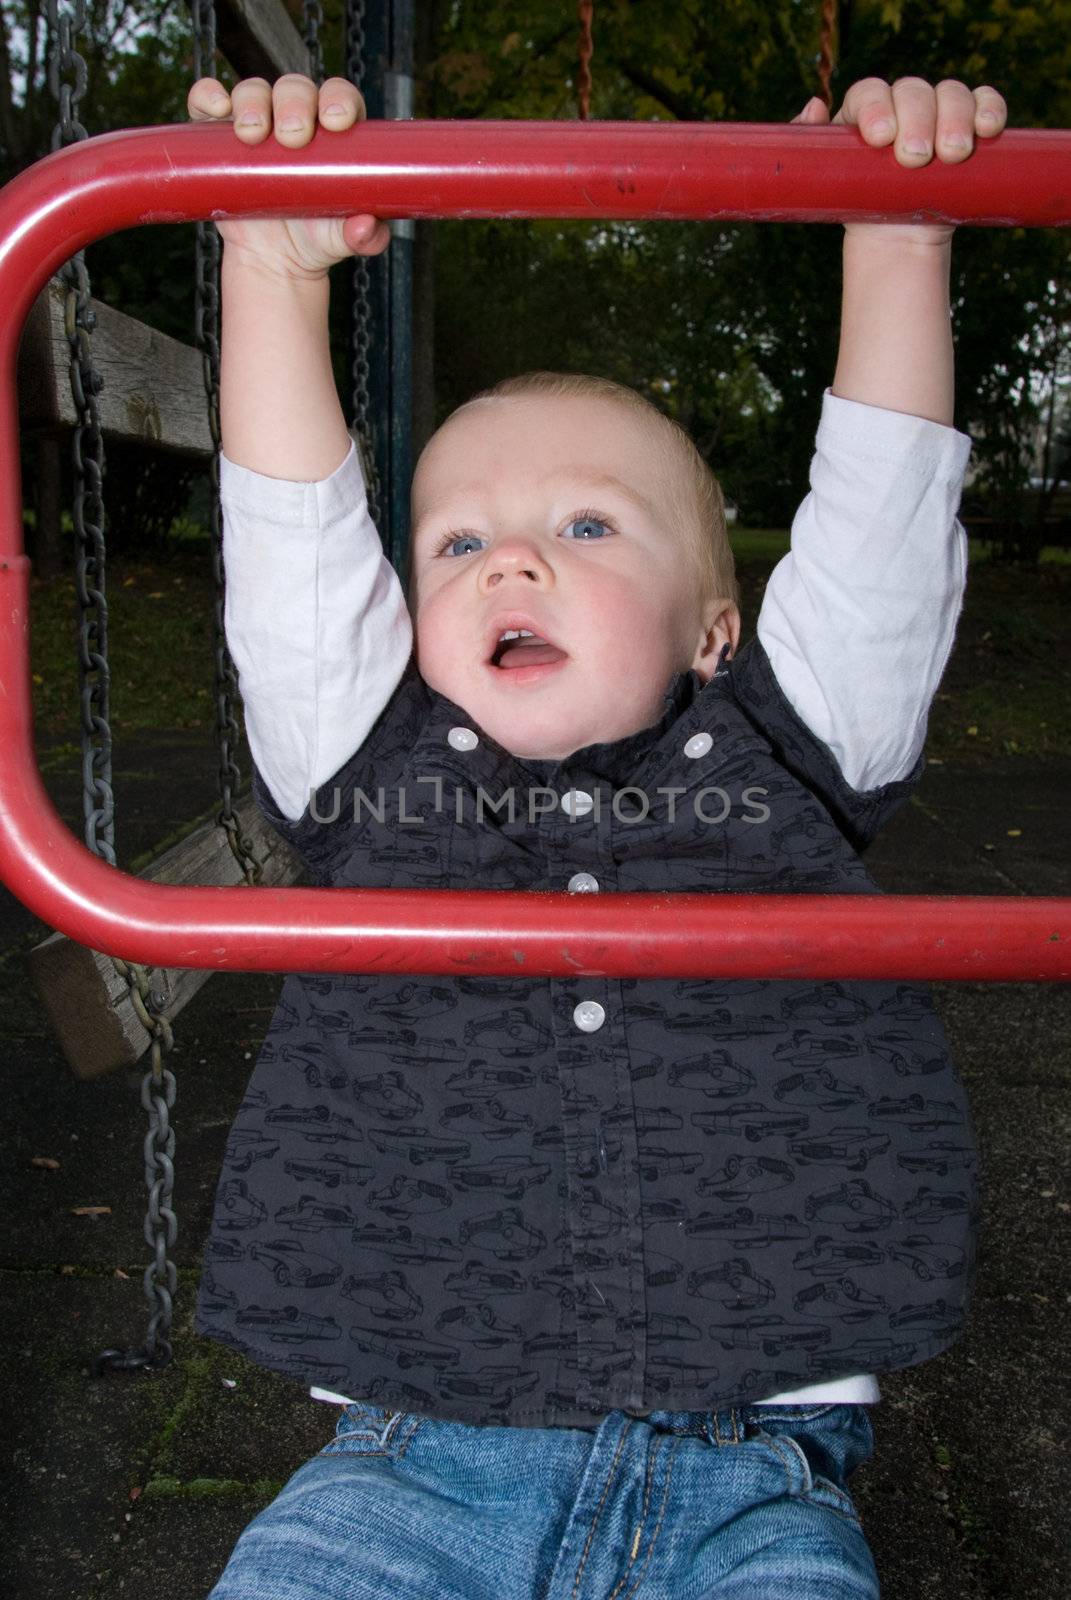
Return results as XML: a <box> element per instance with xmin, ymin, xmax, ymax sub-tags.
<box><xmin>28</xmin><ymin>793</ymin><xmax>305</xmax><ymax>1080</ymax></box>
<box><xmin>216</xmin><ymin>0</ymin><xmax>311</xmax><ymax>81</ymax></box>
<box><xmin>17</xmin><ymin>277</ymin><xmax>214</xmax><ymax>456</ymax></box>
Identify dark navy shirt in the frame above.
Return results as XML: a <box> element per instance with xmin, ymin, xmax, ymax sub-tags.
<box><xmin>195</xmin><ymin>638</ymin><xmax>978</xmax><ymax>1428</ymax></box>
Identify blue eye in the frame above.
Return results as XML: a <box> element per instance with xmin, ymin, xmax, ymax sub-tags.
<box><xmin>565</xmin><ymin>515</ymin><xmax>611</xmax><ymax>540</ymax></box>
<box><xmin>438</xmin><ymin>533</ymin><xmax>486</xmax><ymax>558</ymax></box>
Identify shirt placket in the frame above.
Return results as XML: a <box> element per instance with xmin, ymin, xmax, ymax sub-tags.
<box><xmin>542</xmin><ymin>772</ymin><xmax>648</xmax><ymax>1415</ymax></box>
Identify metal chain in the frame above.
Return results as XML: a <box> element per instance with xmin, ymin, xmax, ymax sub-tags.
<box><xmin>94</xmin><ymin>960</ymin><xmax>178</xmax><ymax>1372</ymax></box>
<box><xmin>47</xmin><ymin>0</ymin><xmax>88</xmax><ymax>146</ymax></box>
<box><xmin>48</xmin><ymin>0</ymin><xmax>114</xmax><ymax>864</ymax></box>
<box><xmin>47</xmin><ymin>0</ymin><xmax>179</xmax><ymax>1375</ymax></box>
<box><xmin>344</xmin><ymin>0</ymin><xmax>380</xmax><ymax>523</ymax></box>
<box><xmin>303</xmin><ymin>0</ymin><xmax>325</xmax><ymax>85</ymax></box>
<box><xmin>190</xmin><ymin>0</ymin><xmax>264</xmax><ymax>887</ymax></box>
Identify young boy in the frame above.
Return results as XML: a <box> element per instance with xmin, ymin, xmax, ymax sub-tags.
<box><xmin>189</xmin><ymin>70</ymin><xmax>1005</xmax><ymax>1599</ymax></box>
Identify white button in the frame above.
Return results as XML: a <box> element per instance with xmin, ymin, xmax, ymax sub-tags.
<box><xmin>447</xmin><ymin>726</ymin><xmax>479</xmax><ymax>751</ymax></box>
<box><xmin>561</xmin><ymin>789</ymin><xmax>594</xmax><ymax>817</ymax></box>
<box><xmin>684</xmin><ymin>732</ymin><xmax>713</xmax><ymax>759</ymax></box>
<box><xmin>573</xmin><ymin>1000</ymin><xmax>606</xmax><ymax>1033</ymax></box>
<box><xmin>567</xmin><ymin>872</ymin><xmax>599</xmax><ymax>893</ymax></box>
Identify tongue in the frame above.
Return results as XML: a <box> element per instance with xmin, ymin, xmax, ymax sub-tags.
<box><xmin>497</xmin><ymin>637</ymin><xmax>567</xmax><ymax>668</ymax></box>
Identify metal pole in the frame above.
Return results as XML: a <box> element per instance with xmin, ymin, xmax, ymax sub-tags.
<box><xmin>0</xmin><ymin>124</ymin><xmax>1069</xmax><ymax>980</ymax></box>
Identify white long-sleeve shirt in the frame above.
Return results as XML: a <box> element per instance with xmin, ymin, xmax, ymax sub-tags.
<box><xmin>219</xmin><ymin>388</ymin><xmax>973</xmax><ymax>1412</ymax></box>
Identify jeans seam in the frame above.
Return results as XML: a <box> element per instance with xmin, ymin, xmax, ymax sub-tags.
<box><xmin>572</xmin><ymin>1422</ymin><xmax>633</xmax><ymax>1600</ymax></box>
<box><xmin>619</xmin><ymin>1436</ymin><xmax>680</xmax><ymax>1600</ymax></box>
<box><xmin>755</xmin><ymin>1432</ymin><xmax>863</xmax><ymax>1527</ymax></box>
<box><xmin>605</xmin><ymin>1433</ymin><xmax>662</xmax><ymax>1600</ymax></box>
<box><xmin>805</xmin><ymin>1475</ymin><xmax>862</xmax><ymax>1526</ymax></box>
<box><xmin>757</xmin><ymin>1430</ymin><xmax>810</xmax><ymax>1493</ymax></box>
<box><xmin>327</xmin><ymin>1412</ymin><xmax>423</xmax><ymax>1457</ymax></box>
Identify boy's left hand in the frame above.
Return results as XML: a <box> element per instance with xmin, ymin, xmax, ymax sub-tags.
<box><xmin>792</xmin><ymin>77</ymin><xmax>1008</xmax><ymax>239</ymax></box>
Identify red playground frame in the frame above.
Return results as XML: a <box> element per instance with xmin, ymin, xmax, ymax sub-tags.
<box><xmin>0</xmin><ymin>120</ymin><xmax>1068</xmax><ymax>981</ymax></box>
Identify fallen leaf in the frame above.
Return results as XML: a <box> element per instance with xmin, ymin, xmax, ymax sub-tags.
<box><xmin>1006</xmin><ymin>829</ymin><xmax>1022</xmax><ymax>837</ymax></box>
<box><xmin>147</xmin><ymin>591</ymin><xmax>164</xmax><ymax>599</ymax></box>
<box><xmin>129</xmin><ymin>1486</ymin><xmax>142</xmax><ymax>1501</ymax></box>
<box><xmin>59</xmin><ymin>1265</ymin><xmax>76</xmax><ymax>1275</ymax></box>
<box><xmin>32</xmin><ymin>673</ymin><xmax>44</xmax><ymax>685</ymax></box>
<box><xmin>113</xmin><ymin>1268</ymin><xmax>129</xmax><ymax>1280</ymax></box>
<box><xmin>71</xmin><ymin>1205</ymin><xmax>112</xmax><ymax>1217</ymax></box>
<box><xmin>966</xmin><ymin>725</ymin><xmax>978</xmax><ymax>737</ymax></box>
<box><xmin>31</xmin><ymin>1156</ymin><xmax>61</xmax><ymax>1170</ymax></box>
<box><xmin>123</xmin><ymin>577</ymin><xmax>136</xmax><ymax>587</ymax></box>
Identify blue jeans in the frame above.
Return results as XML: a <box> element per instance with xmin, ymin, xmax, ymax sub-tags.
<box><xmin>208</xmin><ymin>1401</ymin><xmax>880</xmax><ymax>1599</ymax></box>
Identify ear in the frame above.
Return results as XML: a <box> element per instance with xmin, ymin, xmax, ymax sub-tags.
<box><xmin>691</xmin><ymin>601</ymin><xmax>741</xmax><ymax>683</ymax></box>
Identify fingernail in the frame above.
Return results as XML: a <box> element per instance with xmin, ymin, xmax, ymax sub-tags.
<box><xmin>210</xmin><ymin>92</ymin><xmax>230</xmax><ymax>110</ymax></box>
<box><xmin>872</xmin><ymin>117</ymin><xmax>895</xmax><ymax>139</ymax></box>
<box><xmin>942</xmin><ymin>133</ymin><xmax>971</xmax><ymax>152</ymax></box>
<box><xmin>904</xmin><ymin>137</ymin><xmax>931</xmax><ymax>156</ymax></box>
<box><xmin>236</xmin><ymin>113</ymin><xmax>262</xmax><ymax>126</ymax></box>
<box><xmin>322</xmin><ymin>102</ymin><xmax>346</xmax><ymax>116</ymax></box>
<box><xmin>979</xmin><ymin>109</ymin><xmax>999</xmax><ymax>125</ymax></box>
<box><xmin>277</xmin><ymin>117</ymin><xmax>303</xmax><ymax>131</ymax></box>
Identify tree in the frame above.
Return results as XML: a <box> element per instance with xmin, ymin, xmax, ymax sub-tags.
<box><xmin>420</xmin><ymin>0</ymin><xmax>1071</xmax><ymax>549</ymax></box>
<box><xmin>4</xmin><ymin>1</ymin><xmax>1069</xmax><ymax>557</ymax></box>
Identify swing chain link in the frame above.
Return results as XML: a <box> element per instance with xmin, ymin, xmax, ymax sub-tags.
<box><xmin>47</xmin><ymin>0</ymin><xmax>180</xmax><ymax>1377</ymax></box>
<box><xmin>345</xmin><ymin>0</ymin><xmax>380</xmax><ymax>524</ymax></box>
<box><xmin>303</xmin><ymin>0</ymin><xmax>325</xmax><ymax>86</ymax></box>
<box><xmin>95</xmin><ymin>960</ymin><xmax>178</xmax><ymax>1373</ymax></box>
<box><xmin>47</xmin><ymin>0</ymin><xmax>89</xmax><ymax>147</ymax></box>
<box><xmin>190</xmin><ymin>0</ymin><xmax>265</xmax><ymax>889</ymax></box>
<box><xmin>47</xmin><ymin>0</ymin><xmax>115</xmax><ymax>867</ymax></box>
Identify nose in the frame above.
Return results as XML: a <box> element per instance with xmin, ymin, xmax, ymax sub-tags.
<box><xmin>477</xmin><ymin>536</ymin><xmax>554</xmax><ymax>591</ymax></box>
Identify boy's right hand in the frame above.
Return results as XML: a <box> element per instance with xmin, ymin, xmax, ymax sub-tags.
<box><xmin>187</xmin><ymin>74</ymin><xmax>392</xmax><ymax>279</ymax></box>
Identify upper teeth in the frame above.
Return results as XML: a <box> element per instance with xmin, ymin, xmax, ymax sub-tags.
<box><xmin>498</xmin><ymin>629</ymin><xmax>535</xmax><ymax>641</ymax></box>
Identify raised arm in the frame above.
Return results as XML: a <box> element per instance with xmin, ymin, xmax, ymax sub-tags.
<box><xmin>795</xmin><ymin>77</ymin><xmax>1008</xmax><ymax>425</ymax></box>
<box><xmin>187</xmin><ymin>73</ymin><xmax>390</xmax><ymax>479</ymax></box>
<box><xmin>755</xmin><ymin>77</ymin><xmax>1007</xmax><ymax>793</ymax></box>
<box><xmin>184</xmin><ymin>76</ymin><xmax>411</xmax><ymax>823</ymax></box>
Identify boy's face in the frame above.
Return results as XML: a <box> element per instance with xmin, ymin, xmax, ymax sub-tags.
<box><xmin>408</xmin><ymin>394</ymin><xmax>739</xmax><ymax>761</ymax></box>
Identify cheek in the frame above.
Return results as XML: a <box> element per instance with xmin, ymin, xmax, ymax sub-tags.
<box><xmin>599</xmin><ymin>578</ymin><xmax>694</xmax><ymax>664</ymax></box>
<box><xmin>412</xmin><ymin>595</ymin><xmax>459</xmax><ymax>688</ymax></box>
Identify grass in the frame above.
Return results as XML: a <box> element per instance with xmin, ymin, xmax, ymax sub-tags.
<box><xmin>28</xmin><ymin>532</ymin><xmax>1069</xmax><ymax>766</ymax></box>
<box><xmin>30</xmin><ymin>551</ymin><xmax>221</xmax><ymax>736</ymax></box>
<box><xmin>733</xmin><ymin>539</ymin><xmax>1069</xmax><ymax>766</ymax></box>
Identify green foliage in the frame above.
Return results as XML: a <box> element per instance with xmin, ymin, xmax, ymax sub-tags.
<box><xmin>3</xmin><ymin>0</ymin><xmax>1069</xmax><ymax>551</ymax></box>
<box><xmin>422</xmin><ymin>0</ymin><xmax>1071</xmax><ymax>541</ymax></box>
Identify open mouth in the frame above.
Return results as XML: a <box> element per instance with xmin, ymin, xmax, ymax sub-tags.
<box><xmin>489</xmin><ymin>627</ymin><xmax>569</xmax><ymax>670</ymax></box>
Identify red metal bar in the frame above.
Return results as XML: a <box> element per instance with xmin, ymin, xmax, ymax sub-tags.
<box><xmin>0</xmin><ymin>122</ymin><xmax>1068</xmax><ymax>980</ymax></box>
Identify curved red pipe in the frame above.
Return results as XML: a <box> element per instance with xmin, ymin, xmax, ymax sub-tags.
<box><xmin>0</xmin><ymin>121</ymin><xmax>1067</xmax><ymax>979</ymax></box>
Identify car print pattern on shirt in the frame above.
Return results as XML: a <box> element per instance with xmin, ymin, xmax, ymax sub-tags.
<box><xmin>195</xmin><ymin>639</ymin><xmax>979</xmax><ymax>1428</ymax></box>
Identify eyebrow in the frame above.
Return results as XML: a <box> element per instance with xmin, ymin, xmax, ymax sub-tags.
<box><xmin>548</xmin><ymin>469</ymin><xmax>661</xmax><ymax>519</ymax></box>
<box><xmin>415</xmin><ymin>470</ymin><xmax>659</xmax><ymax>535</ymax></box>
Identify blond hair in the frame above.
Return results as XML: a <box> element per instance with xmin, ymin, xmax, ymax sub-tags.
<box><xmin>428</xmin><ymin>371</ymin><xmax>737</xmax><ymax>609</ymax></box>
